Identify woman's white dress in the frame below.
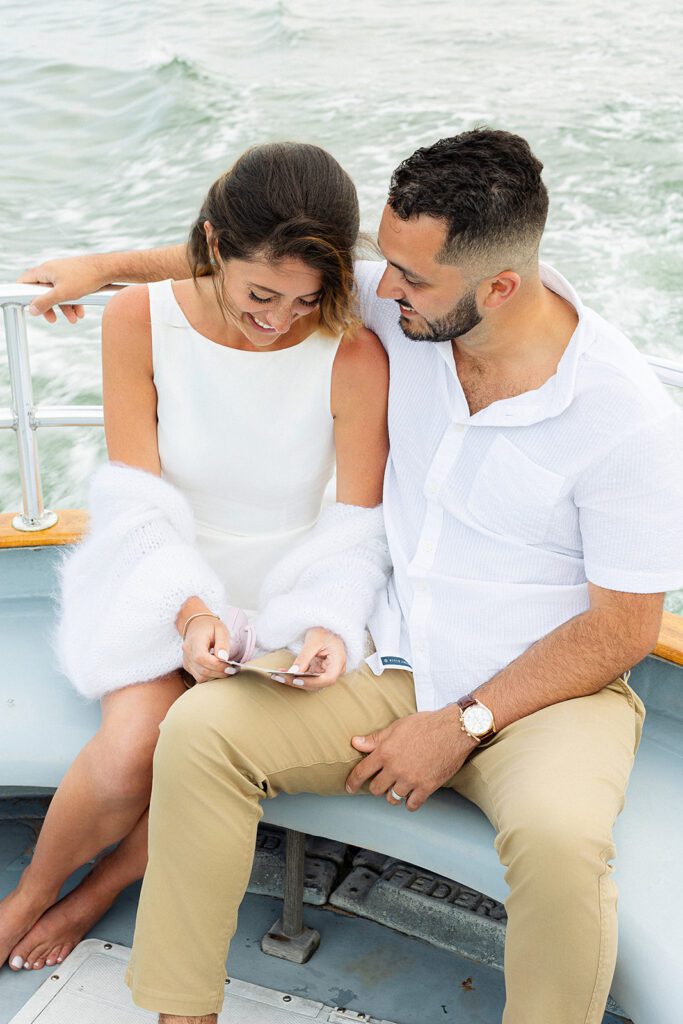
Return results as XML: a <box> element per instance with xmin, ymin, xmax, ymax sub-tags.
<box><xmin>149</xmin><ymin>279</ymin><xmax>341</xmax><ymax>611</ymax></box>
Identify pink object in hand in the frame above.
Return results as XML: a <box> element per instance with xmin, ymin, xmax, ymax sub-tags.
<box><xmin>224</xmin><ymin>606</ymin><xmax>257</xmax><ymax>664</ymax></box>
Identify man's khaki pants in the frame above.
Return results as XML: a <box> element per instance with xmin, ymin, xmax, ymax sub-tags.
<box><xmin>124</xmin><ymin>651</ymin><xmax>644</xmax><ymax>1023</ymax></box>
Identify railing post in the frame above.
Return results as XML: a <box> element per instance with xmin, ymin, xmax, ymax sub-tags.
<box><xmin>3</xmin><ymin>304</ymin><xmax>57</xmax><ymax>532</ymax></box>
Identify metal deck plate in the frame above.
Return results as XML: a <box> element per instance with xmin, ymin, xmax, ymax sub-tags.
<box><xmin>330</xmin><ymin>851</ymin><xmax>506</xmax><ymax>970</ymax></box>
<box><xmin>7</xmin><ymin>939</ymin><xmax>396</xmax><ymax>1024</ymax></box>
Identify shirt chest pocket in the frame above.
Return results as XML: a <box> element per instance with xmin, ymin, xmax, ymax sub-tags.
<box><xmin>466</xmin><ymin>435</ymin><xmax>565</xmax><ymax>545</ymax></box>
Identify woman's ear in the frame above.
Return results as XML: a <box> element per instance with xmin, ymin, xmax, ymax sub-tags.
<box><xmin>203</xmin><ymin>220</ymin><xmax>218</xmax><ymax>264</ymax></box>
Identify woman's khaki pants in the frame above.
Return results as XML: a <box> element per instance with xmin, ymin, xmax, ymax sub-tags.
<box><xmin>124</xmin><ymin>650</ymin><xmax>644</xmax><ymax>1023</ymax></box>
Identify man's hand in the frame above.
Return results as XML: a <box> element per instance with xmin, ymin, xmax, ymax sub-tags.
<box><xmin>18</xmin><ymin>245</ymin><xmax>191</xmax><ymax>323</ymax></box>
<box><xmin>17</xmin><ymin>255</ymin><xmax>115</xmax><ymax>323</ymax></box>
<box><xmin>345</xmin><ymin>708</ymin><xmax>478</xmax><ymax>811</ymax></box>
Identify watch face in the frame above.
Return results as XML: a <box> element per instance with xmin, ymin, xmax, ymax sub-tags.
<box><xmin>463</xmin><ymin>703</ymin><xmax>493</xmax><ymax>736</ymax></box>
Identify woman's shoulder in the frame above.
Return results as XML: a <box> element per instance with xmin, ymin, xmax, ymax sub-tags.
<box><xmin>334</xmin><ymin>324</ymin><xmax>388</xmax><ymax>373</ymax></box>
<box><xmin>102</xmin><ymin>282</ymin><xmax>152</xmax><ymax>325</ymax></box>
<box><xmin>331</xmin><ymin>325</ymin><xmax>389</xmax><ymax>411</ymax></box>
<box><xmin>101</xmin><ymin>284</ymin><xmax>155</xmax><ymax>370</ymax></box>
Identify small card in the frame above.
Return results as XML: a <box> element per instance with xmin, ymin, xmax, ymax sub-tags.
<box><xmin>224</xmin><ymin>660</ymin><xmax>322</xmax><ymax>678</ymax></box>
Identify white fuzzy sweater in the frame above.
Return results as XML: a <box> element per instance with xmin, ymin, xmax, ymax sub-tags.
<box><xmin>254</xmin><ymin>501</ymin><xmax>391</xmax><ymax>670</ymax></box>
<box><xmin>56</xmin><ymin>463</ymin><xmax>229</xmax><ymax>700</ymax></box>
<box><xmin>56</xmin><ymin>463</ymin><xmax>392</xmax><ymax>699</ymax></box>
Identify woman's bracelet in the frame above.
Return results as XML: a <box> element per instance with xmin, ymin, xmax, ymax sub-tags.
<box><xmin>181</xmin><ymin>611</ymin><xmax>220</xmax><ymax>640</ymax></box>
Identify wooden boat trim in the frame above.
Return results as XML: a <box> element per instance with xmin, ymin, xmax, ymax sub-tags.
<box><xmin>2</xmin><ymin>507</ymin><xmax>682</xmax><ymax>668</ymax></box>
<box><xmin>653</xmin><ymin>610</ymin><xmax>683</xmax><ymax>667</ymax></box>
<box><xmin>0</xmin><ymin>509</ymin><xmax>89</xmax><ymax>548</ymax></box>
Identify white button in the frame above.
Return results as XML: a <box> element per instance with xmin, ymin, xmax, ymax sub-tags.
<box><xmin>426</xmin><ymin>483</ymin><xmax>438</xmax><ymax>497</ymax></box>
<box><xmin>423</xmin><ymin>542</ymin><xmax>435</xmax><ymax>553</ymax></box>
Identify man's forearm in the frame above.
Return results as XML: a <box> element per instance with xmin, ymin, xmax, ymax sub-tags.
<box><xmin>463</xmin><ymin>605</ymin><xmax>656</xmax><ymax>735</ymax></box>
<box><xmin>95</xmin><ymin>243</ymin><xmax>191</xmax><ymax>285</ymax></box>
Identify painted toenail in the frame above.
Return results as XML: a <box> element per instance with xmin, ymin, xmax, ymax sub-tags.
<box><xmin>57</xmin><ymin>957</ymin><xmax>63</xmax><ymax>962</ymax></box>
<box><xmin>23</xmin><ymin>962</ymin><xmax>30</xmax><ymax>969</ymax></box>
<box><xmin>11</xmin><ymin>956</ymin><xmax>23</xmax><ymax>969</ymax></box>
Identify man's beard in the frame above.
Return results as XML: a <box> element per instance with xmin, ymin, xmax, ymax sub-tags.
<box><xmin>398</xmin><ymin>288</ymin><xmax>482</xmax><ymax>343</ymax></box>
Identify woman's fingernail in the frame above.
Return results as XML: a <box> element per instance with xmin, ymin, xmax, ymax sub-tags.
<box><xmin>290</xmin><ymin>664</ymin><xmax>301</xmax><ymax>674</ymax></box>
<box><xmin>28</xmin><ymin>304</ymin><xmax>39</xmax><ymax>316</ymax></box>
<box><xmin>217</xmin><ymin>649</ymin><xmax>229</xmax><ymax>661</ymax></box>
<box><xmin>292</xmin><ymin>677</ymin><xmax>306</xmax><ymax>687</ymax></box>
<box><xmin>224</xmin><ymin>667</ymin><xmax>237</xmax><ymax>675</ymax></box>
<box><xmin>355</xmin><ymin>736</ymin><xmax>365</xmax><ymax>744</ymax></box>
<box><xmin>271</xmin><ymin>674</ymin><xmax>287</xmax><ymax>683</ymax></box>
<box><xmin>10</xmin><ymin>956</ymin><xmax>23</xmax><ymax>969</ymax></box>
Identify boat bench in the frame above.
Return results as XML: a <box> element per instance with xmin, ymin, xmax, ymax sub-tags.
<box><xmin>2</xmin><ymin>543</ymin><xmax>683</xmax><ymax>1024</ymax></box>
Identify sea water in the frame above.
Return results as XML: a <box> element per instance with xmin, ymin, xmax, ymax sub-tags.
<box><xmin>1</xmin><ymin>0</ymin><xmax>682</xmax><ymax>606</ymax></box>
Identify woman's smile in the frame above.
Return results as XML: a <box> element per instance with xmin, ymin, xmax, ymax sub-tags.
<box><xmin>244</xmin><ymin>311</ymin><xmax>279</xmax><ymax>334</ymax></box>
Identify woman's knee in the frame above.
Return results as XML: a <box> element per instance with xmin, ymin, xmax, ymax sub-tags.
<box><xmin>93</xmin><ymin>670</ymin><xmax>186</xmax><ymax>786</ymax></box>
<box><xmin>85</xmin><ymin>717</ymin><xmax>163</xmax><ymax>803</ymax></box>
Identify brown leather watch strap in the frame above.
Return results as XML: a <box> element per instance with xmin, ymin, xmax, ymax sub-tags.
<box><xmin>456</xmin><ymin>693</ymin><xmax>477</xmax><ymax>711</ymax></box>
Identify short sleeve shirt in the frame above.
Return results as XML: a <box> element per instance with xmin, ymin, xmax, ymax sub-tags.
<box><xmin>355</xmin><ymin>259</ymin><xmax>683</xmax><ymax>712</ymax></box>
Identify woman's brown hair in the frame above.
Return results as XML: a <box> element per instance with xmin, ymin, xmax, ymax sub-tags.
<box><xmin>187</xmin><ymin>142</ymin><xmax>360</xmax><ymax>336</ymax></box>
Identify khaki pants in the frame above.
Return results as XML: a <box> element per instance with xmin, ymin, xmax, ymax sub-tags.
<box><xmin>124</xmin><ymin>651</ymin><xmax>644</xmax><ymax>1023</ymax></box>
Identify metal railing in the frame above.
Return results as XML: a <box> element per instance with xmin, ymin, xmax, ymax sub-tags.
<box><xmin>2</xmin><ymin>283</ymin><xmax>683</xmax><ymax>533</ymax></box>
<box><xmin>1</xmin><ymin>285</ymin><xmax>115</xmax><ymax>531</ymax></box>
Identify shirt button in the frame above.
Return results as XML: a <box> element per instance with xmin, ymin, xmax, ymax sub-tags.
<box><xmin>423</xmin><ymin>542</ymin><xmax>435</xmax><ymax>554</ymax></box>
<box><xmin>426</xmin><ymin>483</ymin><xmax>438</xmax><ymax>497</ymax></box>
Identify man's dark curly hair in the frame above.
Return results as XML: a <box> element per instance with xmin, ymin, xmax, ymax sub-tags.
<box><xmin>388</xmin><ymin>128</ymin><xmax>548</xmax><ymax>271</ymax></box>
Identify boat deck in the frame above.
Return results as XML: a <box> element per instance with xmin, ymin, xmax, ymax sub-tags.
<box><xmin>0</xmin><ymin>800</ymin><xmax>628</xmax><ymax>1024</ymax></box>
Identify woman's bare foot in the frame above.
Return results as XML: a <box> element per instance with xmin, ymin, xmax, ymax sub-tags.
<box><xmin>8</xmin><ymin>861</ymin><xmax>119</xmax><ymax>972</ymax></box>
<box><xmin>0</xmin><ymin>884</ymin><xmax>57</xmax><ymax>971</ymax></box>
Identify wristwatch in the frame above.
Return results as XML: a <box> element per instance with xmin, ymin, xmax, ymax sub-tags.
<box><xmin>455</xmin><ymin>694</ymin><xmax>497</xmax><ymax>745</ymax></box>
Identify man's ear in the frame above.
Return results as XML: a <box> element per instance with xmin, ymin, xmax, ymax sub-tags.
<box><xmin>480</xmin><ymin>270</ymin><xmax>521</xmax><ymax>309</ymax></box>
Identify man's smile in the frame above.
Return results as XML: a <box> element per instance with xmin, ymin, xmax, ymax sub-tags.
<box><xmin>397</xmin><ymin>300</ymin><xmax>418</xmax><ymax>317</ymax></box>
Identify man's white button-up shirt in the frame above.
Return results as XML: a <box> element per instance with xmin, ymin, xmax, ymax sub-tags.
<box><xmin>357</xmin><ymin>260</ymin><xmax>683</xmax><ymax>712</ymax></box>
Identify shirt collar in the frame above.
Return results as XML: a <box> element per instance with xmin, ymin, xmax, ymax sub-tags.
<box><xmin>437</xmin><ymin>262</ymin><xmax>596</xmax><ymax>427</ymax></box>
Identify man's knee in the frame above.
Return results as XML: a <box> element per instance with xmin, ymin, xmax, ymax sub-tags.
<box><xmin>497</xmin><ymin>796</ymin><xmax>616</xmax><ymax>877</ymax></box>
<box><xmin>155</xmin><ymin>678</ymin><xmax>265</xmax><ymax>767</ymax></box>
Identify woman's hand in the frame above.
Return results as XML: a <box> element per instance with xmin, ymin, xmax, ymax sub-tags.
<box><xmin>274</xmin><ymin>627</ymin><xmax>347</xmax><ymax>691</ymax></box>
<box><xmin>17</xmin><ymin>255</ymin><xmax>113</xmax><ymax>323</ymax></box>
<box><xmin>182</xmin><ymin>615</ymin><xmax>235</xmax><ymax>684</ymax></box>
